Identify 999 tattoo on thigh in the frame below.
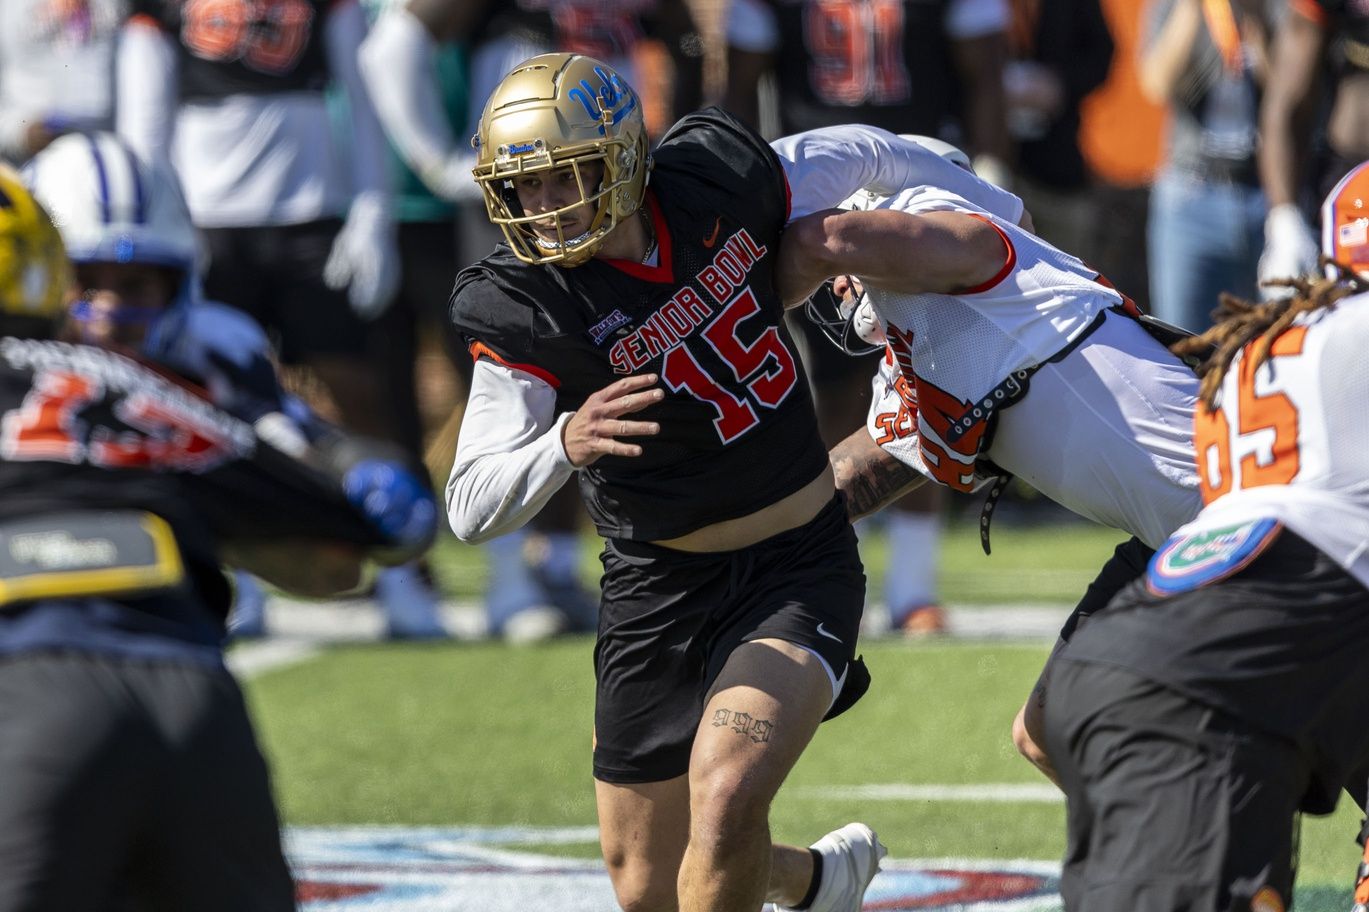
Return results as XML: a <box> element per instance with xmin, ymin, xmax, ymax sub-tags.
<box><xmin>712</xmin><ymin>708</ymin><xmax>774</xmax><ymax>743</ymax></box>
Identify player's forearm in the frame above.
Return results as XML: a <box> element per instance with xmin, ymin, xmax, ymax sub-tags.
<box><xmin>830</xmin><ymin>427</ymin><xmax>927</xmax><ymax>520</ymax></box>
<box><xmin>115</xmin><ymin>20</ymin><xmax>178</xmax><ymax>162</ymax></box>
<box><xmin>326</xmin><ymin>1</ymin><xmax>391</xmax><ymax>198</ymax></box>
<box><xmin>446</xmin><ymin>414</ymin><xmax>577</xmax><ymax>543</ymax></box>
<box><xmin>1259</xmin><ymin>13</ymin><xmax>1325</xmax><ymax>207</ymax></box>
<box><xmin>359</xmin><ymin>8</ymin><xmax>459</xmax><ymax>181</ymax></box>
<box><xmin>778</xmin><ymin>208</ymin><xmax>1001</xmax><ymax>305</ymax></box>
<box><xmin>222</xmin><ymin>540</ymin><xmax>365</xmax><ymax>597</ymax></box>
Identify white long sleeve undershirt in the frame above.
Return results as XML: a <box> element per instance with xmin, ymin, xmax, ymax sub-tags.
<box><xmin>445</xmin><ymin>359</ymin><xmax>577</xmax><ymax>543</ymax></box>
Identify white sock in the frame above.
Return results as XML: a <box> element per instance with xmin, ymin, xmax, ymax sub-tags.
<box><xmin>884</xmin><ymin>509</ymin><xmax>940</xmax><ymax>622</ymax></box>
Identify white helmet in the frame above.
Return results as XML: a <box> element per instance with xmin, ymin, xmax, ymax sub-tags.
<box><xmin>24</xmin><ymin>132</ymin><xmax>199</xmax><ymax>280</ymax></box>
<box><xmin>897</xmin><ymin>134</ymin><xmax>974</xmax><ymax>173</ymax></box>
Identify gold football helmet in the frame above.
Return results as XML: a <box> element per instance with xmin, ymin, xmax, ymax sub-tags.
<box><xmin>472</xmin><ymin>53</ymin><xmax>650</xmax><ymax>267</ymax></box>
<box><xmin>0</xmin><ymin>164</ymin><xmax>72</xmax><ymax>337</ymax></box>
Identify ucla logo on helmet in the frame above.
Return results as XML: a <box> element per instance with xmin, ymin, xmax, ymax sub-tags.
<box><xmin>568</xmin><ymin>66</ymin><xmax>638</xmax><ymax>135</ymax></box>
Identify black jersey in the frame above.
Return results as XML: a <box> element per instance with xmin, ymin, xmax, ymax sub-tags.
<box><xmin>766</xmin><ymin>0</ymin><xmax>961</xmax><ymax>138</ymax></box>
<box><xmin>0</xmin><ymin>337</ymin><xmax>389</xmax><ymax>653</ymax></box>
<box><xmin>133</xmin><ymin>0</ymin><xmax>332</xmax><ymax>102</ymax></box>
<box><xmin>449</xmin><ymin>109</ymin><xmax>829</xmax><ymax>541</ymax></box>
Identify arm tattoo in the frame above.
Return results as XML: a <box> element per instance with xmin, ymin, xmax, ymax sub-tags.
<box><xmin>829</xmin><ymin>431</ymin><xmax>924</xmax><ymax>520</ymax></box>
<box><xmin>711</xmin><ymin>708</ymin><xmax>774</xmax><ymax>743</ymax></box>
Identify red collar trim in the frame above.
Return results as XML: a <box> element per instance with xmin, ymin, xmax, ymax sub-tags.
<box><xmin>602</xmin><ymin>190</ymin><xmax>673</xmax><ymax>282</ymax></box>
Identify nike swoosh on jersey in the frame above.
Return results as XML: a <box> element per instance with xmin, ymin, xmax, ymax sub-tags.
<box><xmin>816</xmin><ymin>622</ymin><xmax>843</xmax><ymax>644</ymax></box>
<box><xmin>702</xmin><ymin>216</ymin><xmax>722</xmax><ymax>248</ymax></box>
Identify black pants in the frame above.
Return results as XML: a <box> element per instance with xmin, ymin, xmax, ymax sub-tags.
<box><xmin>0</xmin><ymin>651</ymin><xmax>295</xmax><ymax>911</ymax></box>
<box><xmin>1045</xmin><ymin>661</ymin><xmax>1304</xmax><ymax>912</ymax></box>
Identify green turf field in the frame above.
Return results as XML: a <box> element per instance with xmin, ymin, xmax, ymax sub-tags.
<box><xmin>244</xmin><ymin>518</ymin><xmax>1364</xmax><ymax>908</ymax></box>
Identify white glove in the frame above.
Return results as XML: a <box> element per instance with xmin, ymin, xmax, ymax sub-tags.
<box><xmin>1258</xmin><ymin>203</ymin><xmax>1320</xmax><ymax>299</ymax></box>
<box><xmin>420</xmin><ymin>151</ymin><xmax>484</xmax><ymax>203</ymax></box>
<box><xmin>324</xmin><ymin>191</ymin><xmax>401</xmax><ymax>319</ymax></box>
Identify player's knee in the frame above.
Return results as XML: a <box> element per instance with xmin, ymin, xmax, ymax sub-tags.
<box><xmin>602</xmin><ymin>848</ymin><xmax>677</xmax><ymax>912</ymax></box>
<box><xmin>1012</xmin><ymin>705</ymin><xmax>1045</xmax><ymax>764</ymax></box>
<box><xmin>688</xmin><ymin>769</ymin><xmax>770</xmax><ymax>847</ymax></box>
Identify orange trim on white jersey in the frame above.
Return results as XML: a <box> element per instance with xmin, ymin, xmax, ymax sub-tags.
<box><xmin>954</xmin><ymin>214</ymin><xmax>1017</xmax><ymax>295</ymax></box>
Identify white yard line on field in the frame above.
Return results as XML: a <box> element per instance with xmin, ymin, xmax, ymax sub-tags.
<box><xmin>793</xmin><ymin>783</ymin><xmax>1065</xmax><ymax>803</ymax></box>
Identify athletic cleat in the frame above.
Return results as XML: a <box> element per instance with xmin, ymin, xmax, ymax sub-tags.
<box><xmin>502</xmin><ymin>605</ymin><xmax>569</xmax><ymax>644</ymax></box>
<box><xmin>899</xmin><ymin>604</ymin><xmax>948</xmax><ymax>638</ymax></box>
<box><xmin>779</xmin><ymin>822</ymin><xmax>887</xmax><ymax>912</ymax></box>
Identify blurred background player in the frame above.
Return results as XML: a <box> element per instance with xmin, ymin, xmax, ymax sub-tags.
<box><xmin>115</xmin><ymin>0</ymin><xmax>447</xmax><ymax>637</ymax></box>
<box><xmin>1138</xmin><ymin>0</ymin><xmax>1280</xmax><ymax>332</ymax></box>
<box><xmin>723</xmin><ymin>0</ymin><xmax>1017</xmax><ymax>636</ymax></box>
<box><xmin>1257</xmin><ymin>0</ymin><xmax>1369</xmax><ymax>291</ymax></box>
<box><xmin>1002</xmin><ymin>0</ymin><xmax>1113</xmax><ymax>256</ymax></box>
<box><xmin>23</xmin><ymin>131</ymin><xmax>443</xmax><ymax>638</ymax></box>
<box><xmin>0</xmin><ymin>0</ymin><xmax>126</xmax><ymax>163</ymax></box>
<box><xmin>1043</xmin><ymin>160</ymin><xmax>1369</xmax><ymax>912</ymax></box>
<box><xmin>0</xmin><ymin>162</ymin><xmax>437</xmax><ymax>909</ymax></box>
<box><xmin>361</xmin><ymin>0</ymin><xmax>704</xmax><ymax>639</ymax></box>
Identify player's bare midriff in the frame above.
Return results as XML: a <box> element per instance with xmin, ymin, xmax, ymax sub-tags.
<box><xmin>650</xmin><ymin>465</ymin><xmax>836</xmax><ymax>552</ymax></box>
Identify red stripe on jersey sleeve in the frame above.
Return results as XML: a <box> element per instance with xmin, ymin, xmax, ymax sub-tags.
<box><xmin>469</xmin><ymin>342</ymin><xmax>562</xmax><ymax>389</ymax></box>
<box><xmin>954</xmin><ymin>214</ymin><xmax>1017</xmax><ymax>295</ymax></box>
<box><xmin>1288</xmin><ymin>0</ymin><xmax>1328</xmax><ymax>24</ymax></box>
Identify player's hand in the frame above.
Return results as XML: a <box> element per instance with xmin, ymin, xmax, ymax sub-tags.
<box><xmin>562</xmin><ymin>373</ymin><xmax>663</xmax><ymax>467</ymax></box>
<box><xmin>342</xmin><ymin>459</ymin><xmax>438</xmax><ymax>553</ymax></box>
<box><xmin>324</xmin><ymin>191</ymin><xmax>402</xmax><ymax>319</ymax></box>
<box><xmin>1259</xmin><ymin>203</ymin><xmax>1319</xmax><ymax>299</ymax></box>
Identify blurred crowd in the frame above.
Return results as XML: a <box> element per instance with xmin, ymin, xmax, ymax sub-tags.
<box><xmin>3</xmin><ymin>0</ymin><xmax>1364</xmax><ymax>640</ymax></box>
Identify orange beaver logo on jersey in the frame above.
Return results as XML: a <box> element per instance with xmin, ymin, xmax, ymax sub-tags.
<box><xmin>880</xmin><ymin>324</ymin><xmax>992</xmax><ymax>492</ymax></box>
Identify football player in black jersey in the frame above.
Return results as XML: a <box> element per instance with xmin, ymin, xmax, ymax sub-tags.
<box><xmin>446</xmin><ymin>53</ymin><xmax>882</xmax><ymax>912</ymax></box>
<box><xmin>0</xmin><ymin>164</ymin><xmax>437</xmax><ymax>909</ymax></box>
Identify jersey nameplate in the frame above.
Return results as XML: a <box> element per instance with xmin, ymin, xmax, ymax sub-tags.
<box><xmin>0</xmin><ymin>510</ymin><xmax>186</xmax><ymax>607</ymax></box>
<box><xmin>1146</xmin><ymin>518</ymin><xmax>1283</xmax><ymax>597</ymax></box>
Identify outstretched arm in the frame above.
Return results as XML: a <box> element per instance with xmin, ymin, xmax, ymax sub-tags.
<box><xmin>777</xmin><ymin>207</ymin><xmax>1010</xmax><ymax>306</ymax></box>
<box><xmin>830</xmin><ymin>426</ymin><xmax>928</xmax><ymax>520</ymax></box>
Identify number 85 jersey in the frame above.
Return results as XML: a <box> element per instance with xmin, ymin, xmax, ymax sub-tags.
<box><xmin>448</xmin><ymin>110</ymin><xmax>828</xmax><ymax>543</ymax></box>
<box><xmin>1177</xmin><ymin>291</ymin><xmax>1369</xmax><ymax>587</ymax></box>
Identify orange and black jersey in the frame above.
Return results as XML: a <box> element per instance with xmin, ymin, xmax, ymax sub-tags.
<box><xmin>449</xmin><ymin>108</ymin><xmax>829</xmax><ymax>541</ymax></box>
<box><xmin>764</xmin><ymin>0</ymin><xmax>961</xmax><ymax>137</ymax></box>
<box><xmin>130</xmin><ymin>0</ymin><xmax>334</xmax><ymax>102</ymax></box>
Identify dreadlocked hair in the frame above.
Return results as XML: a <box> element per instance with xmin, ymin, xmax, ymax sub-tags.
<box><xmin>1171</xmin><ymin>259</ymin><xmax>1369</xmax><ymax>411</ymax></box>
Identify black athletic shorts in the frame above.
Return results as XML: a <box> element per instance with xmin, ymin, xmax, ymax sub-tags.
<box><xmin>0</xmin><ymin>651</ymin><xmax>295</xmax><ymax>911</ymax></box>
<box><xmin>592</xmin><ymin>495</ymin><xmax>868</xmax><ymax>783</ymax></box>
<box><xmin>1044</xmin><ymin>661</ymin><xmax>1305</xmax><ymax>912</ymax></box>
<box><xmin>202</xmin><ymin>219</ymin><xmax>368</xmax><ymax>363</ymax></box>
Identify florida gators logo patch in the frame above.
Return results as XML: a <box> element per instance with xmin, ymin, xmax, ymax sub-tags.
<box><xmin>1147</xmin><ymin>518</ymin><xmax>1282</xmax><ymax>596</ymax></box>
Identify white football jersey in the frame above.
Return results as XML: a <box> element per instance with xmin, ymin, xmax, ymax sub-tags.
<box><xmin>1172</xmin><ymin>291</ymin><xmax>1369</xmax><ymax>586</ymax></box>
<box><xmin>862</xmin><ymin>188</ymin><xmax>1129</xmax><ymax>492</ymax></box>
